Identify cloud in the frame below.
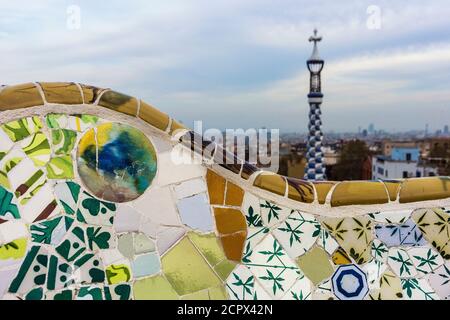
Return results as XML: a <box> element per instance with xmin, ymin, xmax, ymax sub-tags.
<box><xmin>0</xmin><ymin>0</ymin><xmax>449</xmax><ymax>132</ymax></box>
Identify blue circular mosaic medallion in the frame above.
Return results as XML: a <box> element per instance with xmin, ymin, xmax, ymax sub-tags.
<box><xmin>77</xmin><ymin>122</ymin><xmax>157</xmax><ymax>203</ymax></box>
<box><xmin>331</xmin><ymin>264</ymin><xmax>369</xmax><ymax>300</ymax></box>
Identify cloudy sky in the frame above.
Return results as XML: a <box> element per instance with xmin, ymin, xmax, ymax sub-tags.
<box><xmin>1</xmin><ymin>0</ymin><xmax>449</xmax><ymax>133</ymax></box>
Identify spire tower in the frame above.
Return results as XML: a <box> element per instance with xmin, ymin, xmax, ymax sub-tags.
<box><xmin>304</xmin><ymin>29</ymin><xmax>326</xmax><ymax>181</ymax></box>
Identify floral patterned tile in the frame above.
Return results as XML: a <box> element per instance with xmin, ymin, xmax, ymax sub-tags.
<box><xmin>322</xmin><ymin>217</ymin><xmax>374</xmax><ymax>264</ymax></box>
<box><xmin>281</xmin><ymin>272</ymin><xmax>312</xmax><ymax>300</ymax></box>
<box><xmin>104</xmin><ymin>284</ymin><xmax>132</xmax><ymax>300</ymax></box>
<box><xmin>242</xmin><ymin>234</ymin><xmax>300</xmax><ymax>298</ymax></box>
<box><xmin>20</xmin><ymin>132</ymin><xmax>51</xmax><ymax>167</ymax></box>
<box><xmin>368</xmin><ymin>209</ymin><xmax>412</xmax><ymax>224</ymax></box>
<box><xmin>46</xmin><ymin>114</ymin><xmax>99</xmax><ymax>132</ymax></box>
<box><xmin>375</xmin><ymin>219</ymin><xmax>427</xmax><ymax>247</ymax></box>
<box><xmin>316</xmin><ymin>228</ymin><xmax>339</xmax><ymax>255</ymax></box>
<box><xmin>73</xmin><ymin>253</ymin><xmax>105</xmax><ymax>284</ymax></box>
<box><xmin>428</xmin><ymin>262</ymin><xmax>450</xmax><ymax>300</ymax></box>
<box><xmin>0</xmin><ymin>186</ymin><xmax>20</xmax><ymax>221</ymax></box>
<box><xmin>105</xmin><ymin>262</ymin><xmax>133</xmax><ymax>285</ymax></box>
<box><xmin>273</xmin><ymin>210</ymin><xmax>320</xmax><ymax>259</ymax></box>
<box><xmin>259</xmin><ymin>200</ymin><xmax>291</xmax><ymax>228</ymax></box>
<box><xmin>407</xmin><ymin>246</ymin><xmax>444</xmax><ymax>275</ymax></box>
<box><xmin>46</xmin><ymin>155</ymin><xmax>74</xmax><ymax>179</ymax></box>
<box><xmin>54</xmin><ymin>181</ymin><xmax>80</xmax><ymax>216</ymax></box>
<box><xmin>8</xmin><ymin>246</ymin><xmax>49</xmax><ymax>295</ymax></box>
<box><xmin>363</xmin><ymin>259</ymin><xmax>387</xmax><ymax>290</ymax></box>
<box><xmin>1</xmin><ymin>117</ymin><xmax>42</xmax><ymax>142</ymax></box>
<box><xmin>388</xmin><ymin>248</ymin><xmax>417</xmax><ymax>278</ymax></box>
<box><xmin>378</xmin><ymin>270</ymin><xmax>403</xmax><ymax>300</ymax></box>
<box><xmin>412</xmin><ymin>208</ymin><xmax>450</xmax><ymax>260</ymax></box>
<box><xmin>55</xmin><ymin>225</ymin><xmax>88</xmax><ymax>262</ymax></box>
<box><xmin>226</xmin><ymin>264</ymin><xmax>271</xmax><ymax>300</ymax></box>
<box><xmin>241</xmin><ymin>193</ymin><xmax>269</xmax><ymax>250</ymax></box>
<box><xmin>50</xmin><ymin>129</ymin><xmax>78</xmax><ymax>155</ymax></box>
<box><xmin>401</xmin><ymin>278</ymin><xmax>439</xmax><ymax>300</ymax></box>
<box><xmin>76</xmin><ymin>191</ymin><xmax>117</xmax><ymax>226</ymax></box>
<box><xmin>371</xmin><ymin>239</ymin><xmax>389</xmax><ymax>263</ymax></box>
<box><xmin>30</xmin><ymin>216</ymin><xmax>74</xmax><ymax>245</ymax></box>
<box><xmin>0</xmin><ymin>129</ymin><xmax>14</xmax><ymax>162</ymax></box>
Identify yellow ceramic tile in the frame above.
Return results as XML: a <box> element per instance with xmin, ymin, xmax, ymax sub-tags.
<box><xmin>133</xmin><ymin>275</ymin><xmax>179</xmax><ymax>300</ymax></box>
<box><xmin>213</xmin><ymin>208</ymin><xmax>247</xmax><ymax>234</ymax></box>
<box><xmin>220</xmin><ymin>231</ymin><xmax>247</xmax><ymax>262</ymax></box>
<box><xmin>286</xmin><ymin>177</ymin><xmax>314</xmax><ymax>203</ymax></box>
<box><xmin>79</xmin><ymin>83</ymin><xmax>107</xmax><ymax>104</ymax></box>
<box><xmin>313</xmin><ymin>182</ymin><xmax>336</xmax><ymax>204</ymax></box>
<box><xmin>169</xmin><ymin>119</ymin><xmax>188</xmax><ymax>135</ymax></box>
<box><xmin>383</xmin><ymin>180</ymin><xmax>401</xmax><ymax>201</ymax></box>
<box><xmin>379</xmin><ymin>270</ymin><xmax>403</xmax><ymax>300</ymax></box>
<box><xmin>253</xmin><ymin>173</ymin><xmax>286</xmax><ymax>196</ymax></box>
<box><xmin>187</xmin><ymin>232</ymin><xmax>226</xmax><ymax>267</ymax></box>
<box><xmin>322</xmin><ymin>217</ymin><xmax>374</xmax><ymax>264</ymax></box>
<box><xmin>98</xmin><ymin>90</ymin><xmax>138</xmax><ymax>116</ymax></box>
<box><xmin>296</xmin><ymin>246</ymin><xmax>334</xmax><ymax>286</ymax></box>
<box><xmin>139</xmin><ymin>100</ymin><xmax>170</xmax><ymax>131</ymax></box>
<box><xmin>39</xmin><ymin>82</ymin><xmax>83</xmax><ymax>104</ymax></box>
<box><xmin>0</xmin><ymin>83</ymin><xmax>44</xmax><ymax>111</ymax></box>
<box><xmin>412</xmin><ymin>208</ymin><xmax>450</xmax><ymax>259</ymax></box>
<box><xmin>330</xmin><ymin>181</ymin><xmax>389</xmax><ymax>207</ymax></box>
<box><xmin>206</xmin><ymin>170</ymin><xmax>225</xmax><ymax>205</ymax></box>
<box><xmin>161</xmin><ymin>237</ymin><xmax>222</xmax><ymax>295</ymax></box>
<box><xmin>399</xmin><ymin>177</ymin><xmax>450</xmax><ymax>203</ymax></box>
<box><xmin>332</xmin><ymin>247</ymin><xmax>352</xmax><ymax>265</ymax></box>
<box><xmin>225</xmin><ymin>181</ymin><xmax>244</xmax><ymax>206</ymax></box>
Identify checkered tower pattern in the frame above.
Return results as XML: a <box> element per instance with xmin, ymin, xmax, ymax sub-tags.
<box><xmin>304</xmin><ymin>29</ymin><xmax>326</xmax><ymax>181</ymax></box>
<box><xmin>305</xmin><ymin>101</ymin><xmax>325</xmax><ymax>180</ymax></box>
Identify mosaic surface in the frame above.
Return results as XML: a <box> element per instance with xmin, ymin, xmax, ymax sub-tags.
<box><xmin>0</xmin><ymin>110</ymin><xmax>449</xmax><ymax>300</ymax></box>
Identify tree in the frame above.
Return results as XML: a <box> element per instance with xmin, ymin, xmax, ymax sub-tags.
<box><xmin>330</xmin><ymin>140</ymin><xmax>370</xmax><ymax>181</ymax></box>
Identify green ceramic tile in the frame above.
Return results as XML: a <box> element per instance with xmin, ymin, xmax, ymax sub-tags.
<box><xmin>181</xmin><ymin>289</ymin><xmax>210</xmax><ymax>300</ymax></box>
<box><xmin>161</xmin><ymin>237</ymin><xmax>222</xmax><ymax>295</ymax></box>
<box><xmin>209</xmin><ymin>286</ymin><xmax>228</xmax><ymax>300</ymax></box>
<box><xmin>296</xmin><ymin>246</ymin><xmax>334</xmax><ymax>285</ymax></box>
<box><xmin>134</xmin><ymin>233</ymin><xmax>155</xmax><ymax>254</ymax></box>
<box><xmin>188</xmin><ymin>232</ymin><xmax>226</xmax><ymax>266</ymax></box>
<box><xmin>118</xmin><ymin>233</ymin><xmax>134</xmax><ymax>259</ymax></box>
<box><xmin>133</xmin><ymin>275</ymin><xmax>179</xmax><ymax>300</ymax></box>
<box><xmin>214</xmin><ymin>259</ymin><xmax>237</xmax><ymax>281</ymax></box>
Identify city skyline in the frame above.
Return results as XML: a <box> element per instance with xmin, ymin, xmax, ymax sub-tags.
<box><xmin>1</xmin><ymin>0</ymin><xmax>449</xmax><ymax>132</ymax></box>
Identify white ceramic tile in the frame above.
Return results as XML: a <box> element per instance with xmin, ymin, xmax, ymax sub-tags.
<box><xmin>226</xmin><ymin>264</ymin><xmax>271</xmax><ymax>300</ymax></box>
<box><xmin>156</xmin><ymin>226</ymin><xmax>186</xmax><ymax>256</ymax></box>
<box><xmin>369</xmin><ymin>209</ymin><xmax>412</xmax><ymax>224</ymax></box>
<box><xmin>407</xmin><ymin>246</ymin><xmax>444</xmax><ymax>275</ymax></box>
<box><xmin>133</xmin><ymin>186</ymin><xmax>181</xmax><ymax>225</ymax></box>
<box><xmin>19</xmin><ymin>182</ymin><xmax>56</xmax><ymax>223</ymax></box>
<box><xmin>273</xmin><ymin>210</ymin><xmax>320</xmax><ymax>259</ymax></box>
<box><xmin>154</xmin><ymin>150</ymin><xmax>205</xmax><ymax>187</ymax></box>
<box><xmin>113</xmin><ymin>205</ymin><xmax>142</xmax><ymax>233</ymax></box>
<box><xmin>173</xmin><ymin>178</ymin><xmax>207</xmax><ymax>200</ymax></box>
<box><xmin>176</xmin><ymin>193</ymin><xmax>213</xmax><ymax>232</ymax></box>
<box><xmin>0</xmin><ymin>220</ymin><xmax>28</xmax><ymax>244</ymax></box>
<box><xmin>243</xmin><ymin>234</ymin><xmax>300</xmax><ymax>299</ymax></box>
<box><xmin>388</xmin><ymin>248</ymin><xmax>417</xmax><ymax>278</ymax></box>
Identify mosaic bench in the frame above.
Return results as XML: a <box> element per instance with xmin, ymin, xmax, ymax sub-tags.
<box><xmin>0</xmin><ymin>82</ymin><xmax>449</xmax><ymax>300</ymax></box>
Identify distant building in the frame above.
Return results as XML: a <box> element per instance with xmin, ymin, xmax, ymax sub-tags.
<box><xmin>361</xmin><ymin>155</ymin><xmax>372</xmax><ymax>180</ymax></box>
<box><xmin>372</xmin><ymin>147</ymin><xmax>438</xmax><ymax>180</ymax></box>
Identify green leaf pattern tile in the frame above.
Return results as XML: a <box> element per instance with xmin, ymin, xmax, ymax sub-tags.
<box><xmin>0</xmin><ymin>113</ymin><xmax>449</xmax><ymax>300</ymax></box>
